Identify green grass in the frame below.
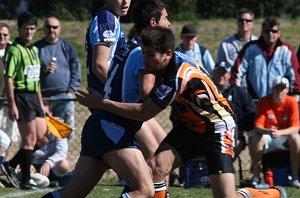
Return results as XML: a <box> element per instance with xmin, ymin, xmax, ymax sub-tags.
<box><xmin>1</xmin><ymin>184</ymin><xmax>300</xmax><ymax>198</ymax></box>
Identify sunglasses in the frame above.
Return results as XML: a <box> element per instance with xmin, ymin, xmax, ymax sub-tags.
<box><xmin>46</xmin><ymin>25</ymin><xmax>59</xmax><ymax>30</ymax></box>
<box><xmin>0</xmin><ymin>33</ymin><xmax>8</xmax><ymax>37</ymax></box>
<box><xmin>238</xmin><ymin>19</ymin><xmax>253</xmax><ymax>23</ymax></box>
<box><xmin>263</xmin><ymin>29</ymin><xmax>279</xmax><ymax>34</ymax></box>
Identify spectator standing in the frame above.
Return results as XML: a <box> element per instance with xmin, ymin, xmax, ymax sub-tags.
<box><xmin>0</xmin><ymin>22</ymin><xmax>18</xmax><ymax>142</ymax></box>
<box><xmin>216</xmin><ymin>8</ymin><xmax>257</xmax><ymax>70</ymax></box>
<box><xmin>3</xmin><ymin>11</ymin><xmax>48</xmax><ymax>190</ymax></box>
<box><xmin>231</xmin><ymin>18</ymin><xmax>300</xmax><ymax>100</ymax></box>
<box><xmin>35</xmin><ymin>17</ymin><xmax>81</xmax><ymax>139</ymax></box>
<box><xmin>176</xmin><ymin>24</ymin><xmax>215</xmax><ymax>73</ymax></box>
<box><xmin>248</xmin><ymin>76</ymin><xmax>300</xmax><ymax>188</ymax></box>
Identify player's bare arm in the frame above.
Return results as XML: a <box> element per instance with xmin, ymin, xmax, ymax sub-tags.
<box><xmin>76</xmin><ymin>87</ymin><xmax>161</xmax><ymax>121</ymax></box>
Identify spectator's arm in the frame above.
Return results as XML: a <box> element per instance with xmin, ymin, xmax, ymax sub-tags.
<box><xmin>45</xmin><ymin>138</ymin><xmax>68</xmax><ymax>168</ymax></box>
<box><xmin>202</xmin><ymin>49</ymin><xmax>215</xmax><ymax>73</ymax></box>
<box><xmin>5</xmin><ymin>76</ymin><xmax>18</xmax><ymax>121</ymax></box>
<box><xmin>276</xmin><ymin>126</ymin><xmax>299</xmax><ymax>136</ymax></box>
<box><xmin>66</xmin><ymin>42</ymin><xmax>81</xmax><ymax>93</ymax></box>
<box><xmin>216</xmin><ymin>42</ymin><xmax>226</xmax><ymax>64</ymax></box>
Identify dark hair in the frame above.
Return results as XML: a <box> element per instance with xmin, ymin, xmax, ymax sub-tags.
<box><xmin>17</xmin><ymin>11</ymin><xmax>38</xmax><ymax>28</ymax></box>
<box><xmin>0</xmin><ymin>22</ymin><xmax>10</xmax><ymax>32</ymax></box>
<box><xmin>140</xmin><ymin>26</ymin><xmax>175</xmax><ymax>53</ymax></box>
<box><xmin>131</xmin><ymin>0</ymin><xmax>166</xmax><ymax>34</ymax></box>
<box><xmin>237</xmin><ymin>8</ymin><xmax>254</xmax><ymax>19</ymax></box>
<box><xmin>262</xmin><ymin>18</ymin><xmax>280</xmax><ymax>30</ymax></box>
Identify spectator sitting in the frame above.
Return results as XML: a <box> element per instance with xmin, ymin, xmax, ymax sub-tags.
<box><xmin>248</xmin><ymin>76</ymin><xmax>300</xmax><ymax>188</ymax></box>
<box><xmin>30</xmin><ymin>132</ymin><xmax>71</xmax><ymax>187</ymax></box>
<box><xmin>176</xmin><ymin>24</ymin><xmax>215</xmax><ymax>73</ymax></box>
<box><xmin>0</xmin><ymin>130</ymin><xmax>11</xmax><ymax>188</ymax></box>
<box><xmin>212</xmin><ymin>62</ymin><xmax>256</xmax><ymax>159</ymax></box>
<box><xmin>35</xmin><ymin>16</ymin><xmax>81</xmax><ymax>140</ymax></box>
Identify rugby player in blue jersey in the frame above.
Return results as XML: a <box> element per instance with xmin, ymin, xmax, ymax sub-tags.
<box><xmin>42</xmin><ymin>1</ymin><xmax>171</xmax><ymax>197</ymax></box>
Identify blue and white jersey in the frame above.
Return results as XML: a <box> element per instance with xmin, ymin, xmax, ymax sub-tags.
<box><xmin>85</xmin><ymin>9</ymin><xmax>126</xmax><ymax>94</ymax></box>
<box><xmin>104</xmin><ymin>40</ymin><xmax>143</xmax><ymax>103</ymax></box>
<box><xmin>96</xmin><ymin>41</ymin><xmax>143</xmax><ymax>131</ymax></box>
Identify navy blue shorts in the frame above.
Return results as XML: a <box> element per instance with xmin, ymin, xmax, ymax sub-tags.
<box><xmin>164</xmin><ymin>122</ymin><xmax>235</xmax><ymax>175</ymax></box>
<box><xmin>15</xmin><ymin>92</ymin><xmax>45</xmax><ymax>121</ymax></box>
<box><xmin>80</xmin><ymin>111</ymin><xmax>141</xmax><ymax>160</ymax></box>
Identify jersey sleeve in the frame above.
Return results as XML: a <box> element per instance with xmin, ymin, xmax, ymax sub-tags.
<box><xmin>4</xmin><ymin>46</ymin><xmax>20</xmax><ymax>78</ymax></box>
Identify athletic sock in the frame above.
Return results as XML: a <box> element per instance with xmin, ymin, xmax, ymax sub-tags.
<box><xmin>237</xmin><ymin>187</ymin><xmax>281</xmax><ymax>198</ymax></box>
<box><xmin>19</xmin><ymin>149</ymin><xmax>33</xmax><ymax>183</ymax></box>
<box><xmin>120</xmin><ymin>184</ymin><xmax>132</xmax><ymax>195</ymax></box>
<box><xmin>120</xmin><ymin>193</ymin><xmax>131</xmax><ymax>198</ymax></box>
<box><xmin>154</xmin><ymin>181</ymin><xmax>168</xmax><ymax>198</ymax></box>
<box><xmin>9</xmin><ymin>149</ymin><xmax>23</xmax><ymax>168</ymax></box>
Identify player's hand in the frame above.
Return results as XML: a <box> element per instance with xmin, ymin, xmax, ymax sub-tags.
<box><xmin>75</xmin><ymin>87</ymin><xmax>103</xmax><ymax>109</ymax></box>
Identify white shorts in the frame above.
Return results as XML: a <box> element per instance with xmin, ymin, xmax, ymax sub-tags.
<box><xmin>263</xmin><ymin>135</ymin><xmax>289</xmax><ymax>154</ymax></box>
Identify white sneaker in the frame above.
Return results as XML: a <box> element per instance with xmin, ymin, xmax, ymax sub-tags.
<box><xmin>289</xmin><ymin>179</ymin><xmax>300</xmax><ymax>188</ymax></box>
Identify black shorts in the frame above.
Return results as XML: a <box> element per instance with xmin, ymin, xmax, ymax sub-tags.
<box><xmin>15</xmin><ymin>92</ymin><xmax>45</xmax><ymax>121</ymax></box>
<box><xmin>164</xmin><ymin>122</ymin><xmax>235</xmax><ymax>175</ymax></box>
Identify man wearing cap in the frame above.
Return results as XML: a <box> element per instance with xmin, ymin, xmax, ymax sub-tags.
<box><xmin>212</xmin><ymin>62</ymin><xmax>256</xmax><ymax>159</ymax></box>
<box><xmin>176</xmin><ymin>24</ymin><xmax>215</xmax><ymax>73</ymax></box>
<box><xmin>249</xmin><ymin>76</ymin><xmax>300</xmax><ymax>188</ymax></box>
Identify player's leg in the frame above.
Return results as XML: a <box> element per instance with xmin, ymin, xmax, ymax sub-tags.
<box><xmin>148</xmin><ymin>142</ymin><xmax>182</xmax><ymax>198</ymax></box>
<box><xmin>135</xmin><ymin>118</ymin><xmax>166</xmax><ymax>160</ymax></box>
<box><xmin>103</xmin><ymin>148</ymin><xmax>154</xmax><ymax>197</ymax></box>
<box><xmin>59</xmin><ymin>155</ymin><xmax>107</xmax><ymax>198</ymax></box>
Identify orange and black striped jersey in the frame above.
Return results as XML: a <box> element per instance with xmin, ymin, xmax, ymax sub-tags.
<box><xmin>149</xmin><ymin>51</ymin><xmax>236</xmax><ymax>134</ymax></box>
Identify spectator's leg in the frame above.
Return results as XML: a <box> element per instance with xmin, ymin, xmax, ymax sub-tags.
<box><xmin>248</xmin><ymin>133</ymin><xmax>264</xmax><ymax>180</ymax></box>
<box><xmin>52</xmin><ymin>100</ymin><xmax>75</xmax><ymax>139</ymax></box>
<box><xmin>288</xmin><ymin>132</ymin><xmax>300</xmax><ymax>186</ymax></box>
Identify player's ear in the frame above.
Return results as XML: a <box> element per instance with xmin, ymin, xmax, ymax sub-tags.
<box><xmin>149</xmin><ymin>17</ymin><xmax>157</xmax><ymax>27</ymax></box>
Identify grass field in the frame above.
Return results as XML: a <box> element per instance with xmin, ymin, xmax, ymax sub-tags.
<box><xmin>1</xmin><ymin>183</ymin><xmax>300</xmax><ymax>198</ymax></box>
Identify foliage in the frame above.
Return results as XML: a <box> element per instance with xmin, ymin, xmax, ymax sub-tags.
<box><xmin>1</xmin><ymin>0</ymin><xmax>300</xmax><ymax>20</ymax></box>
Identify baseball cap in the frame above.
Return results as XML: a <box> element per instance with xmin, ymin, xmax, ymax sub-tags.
<box><xmin>181</xmin><ymin>24</ymin><xmax>197</xmax><ymax>36</ymax></box>
<box><xmin>272</xmin><ymin>76</ymin><xmax>289</xmax><ymax>88</ymax></box>
<box><xmin>214</xmin><ymin>62</ymin><xmax>231</xmax><ymax>72</ymax></box>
